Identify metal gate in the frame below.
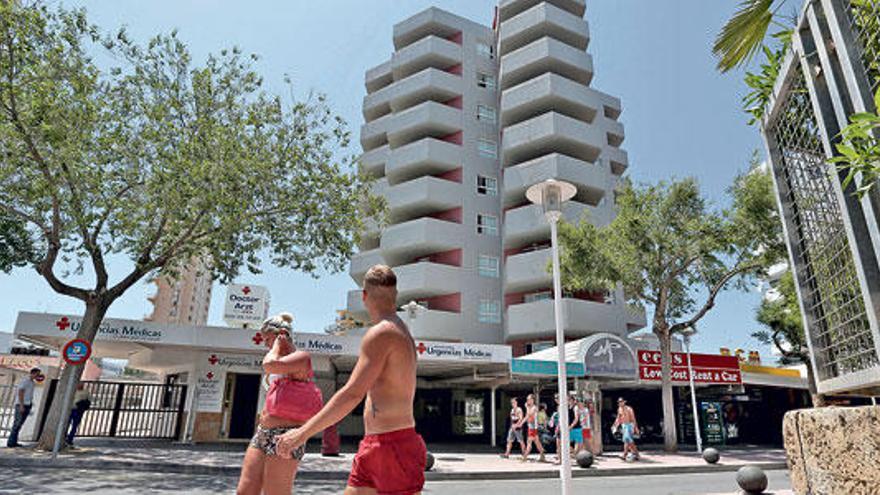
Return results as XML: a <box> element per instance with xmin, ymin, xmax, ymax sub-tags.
<box><xmin>0</xmin><ymin>384</ymin><xmax>15</xmax><ymax>437</ymax></box>
<box><xmin>42</xmin><ymin>380</ymin><xmax>187</xmax><ymax>439</ymax></box>
<box><xmin>761</xmin><ymin>0</ymin><xmax>880</xmax><ymax>395</ymax></box>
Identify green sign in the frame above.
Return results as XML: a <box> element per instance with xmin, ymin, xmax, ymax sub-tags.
<box><xmin>510</xmin><ymin>359</ymin><xmax>585</xmax><ymax>377</ymax></box>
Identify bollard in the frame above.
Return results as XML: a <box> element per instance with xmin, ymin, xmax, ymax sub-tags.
<box><xmin>425</xmin><ymin>451</ymin><xmax>435</xmax><ymax>471</ymax></box>
<box><xmin>736</xmin><ymin>465</ymin><xmax>768</xmax><ymax>494</ymax></box>
<box><xmin>702</xmin><ymin>447</ymin><xmax>720</xmax><ymax>464</ymax></box>
<box><xmin>575</xmin><ymin>450</ymin><xmax>593</xmax><ymax>468</ymax></box>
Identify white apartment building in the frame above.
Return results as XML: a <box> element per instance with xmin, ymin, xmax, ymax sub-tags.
<box><xmin>347</xmin><ymin>0</ymin><xmax>646</xmax><ymax>353</ymax></box>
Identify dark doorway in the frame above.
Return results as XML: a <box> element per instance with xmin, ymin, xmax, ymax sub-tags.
<box><xmin>414</xmin><ymin>389</ymin><xmax>451</xmax><ymax>442</ymax></box>
<box><xmin>228</xmin><ymin>373</ymin><xmax>260</xmax><ymax>439</ymax></box>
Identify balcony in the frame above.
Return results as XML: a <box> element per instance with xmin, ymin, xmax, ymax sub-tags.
<box><xmin>603</xmin><ymin>118</ymin><xmax>625</xmax><ymax>148</ymax></box>
<box><xmin>499</xmin><ymin>1</ymin><xmax>589</xmax><ymax>56</ymax></box>
<box><xmin>395</xmin><ymin>261</ymin><xmax>462</xmax><ymax>300</ymax></box>
<box><xmin>503</xmin><ymin>153</ymin><xmax>608</xmax><ymax>207</ymax></box>
<box><xmin>504</xmin><ymin>200</ymin><xmax>610</xmax><ymax>247</ymax></box>
<box><xmin>392</xmin><ymin>35</ymin><xmax>462</xmax><ymax>80</ymax></box>
<box><xmin>398</xmin><ymin>308</ymin><xmax>462</xmax><ymax>341</ymax></box>
<box><xmin>360</xmin><ymin>112</ymin><xmax>392</xmax><ymax>152</ymax></box>
<box><xmin>389</xmin><ymin>68</ymin><xmax>462</xmax><ymax>114</ymax></box>
<box><xmin>379</xmin><ymin>217</ymin><xmax>462</xmax><ymax>263</ymax></box>
<box><xmin>498</xmin><ymin>0</ymin><xmax>586</xmax><ymax>23</ymax></box>
<box><xmin>626</xmin><ymin>303</ymin><xmax>647</xmax><ymax>331</ymax></box>
<box><xmin>501</xmin><ymin>72</ymin><xmax>602</xmax><ymax>127</ymax></box>
<box><xmin>386</xmin><ymin>138</ymin><xmax>461</xmax><ymax>185</ymax></box>
<box><xmin>365</xmin><ymin>59</ymin><xmax>393</xmax><ymax>94</ymax></box>
<box><xmin>363</xmin><ymin>85</ymin><xmax>393</xmax><ymax>122</ymax></box>
<box><xmin>393</xmin><ymin>7</ymin><xmax>464</xmax><ymax>50</ymax></box>
<box><xmin>605</xmin><ymin>147</ymin><xmax>629</xmax><ymax>175</ymax></box>
<box><xmin>359</xmin><ymin>144</ymin><xmax>389</xmax><ymax>177</ymax></box>
<box><xmin>499</xmin><ymin>36</ymin><xmax>593</xmax><ymax>90</ymax></box>
<box><xmin>387</xmin><ymin>101</ymin><xmax>462</xmax><ymax>148</ymax></box>
<box><xmin>349</xmin><ymin>249</ymin><xmax>386</xmax><ymax>284</ymax></box>
<box><xmin>505</xmin><ymin>248</ymin><xmax>552</xmax><ymax>292</ymax></box>
<box><xmin>501</xmin><ymin>111</ymin><xmax>604</xmax><ymax>167</ymax></box>
<box><xmin>505</xmin><ymin>297</ymin><xmax>626</xmax><ymax>340</ymax></box>
<box><xmin>387</xmin><ymin>176</ymin><xmax>462</xmax><ymax>222</ymax></box>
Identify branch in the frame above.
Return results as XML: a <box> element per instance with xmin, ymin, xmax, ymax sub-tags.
<box><xmin>36</xmin><ymin>239</ymin><xmax>89</xmax><ymax>301</ymax></box>
<box><xmin>57</xmin><ymin>161</ymin><xmax>108</xmax><ymax>289</ymax></box>
<box><xmin>669</xmin><ymin>261</ymin><xmax>762</xmax><ymax>334</ymax></box>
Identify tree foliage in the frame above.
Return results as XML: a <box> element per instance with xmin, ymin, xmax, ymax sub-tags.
<box><xmin>0</xmin><ymin>2</ymin><xmax>379</xmax><ymax>449</ymax></box>
<box><xmin>713</xmin><ymin>0</ymin><xmax>786</xmax><ymax>73</ymax></box>
<box><xmin>0</xmin><ymin>210</ymin><xmax>36</xmax><ymax>273</ymax></box>
<box><xmin>752</xmin><ymin>271</ymin><xmax>806</xmax><ymax>364</ymax></box>
<box><xmin>830</xmin><ymin>87</ymin><xmax>880</xmax><ymax>198</ymax></box>
<box><xmin>558</xmin><ymin>164</ymin><xmax>785</xmax><ymax>451</ymax></box>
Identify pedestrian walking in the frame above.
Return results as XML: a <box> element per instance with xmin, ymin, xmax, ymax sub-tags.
<box><xmin>501</xmin><ymin>397</ymin><xmax>525</xmax><ymax>458</ymax></box>
<box><xmin>548</xmin><ymin>394</ymin><xmax>563</xmax><ymax>465</ymax></box>
<box><xmin>66</xmin><ymin>382</ymin><xmax>92</xmax><ymax>446</ymax></box>
<box><xmin>521</xmin><ymin>394</ymin><xmax>546</xmax><ymax>462</ymax></box>
<box><xmin>612</xmin><ymin>397</ymin><xmax>641</xmax><ymax>461</ymax></box>
<box><xmin>275</xmin><ymin>265</ymin><xmax>427</xmax><ymax>495</ymax></box>
<box><xmin>577</xmin><ymin>397</ymin><xmax>593</xmax><ymax>454</ymax></box>
<box><xmin>237</xmin><ymin>312</ymin><xmax>324</xmax><ymax>495</ymax></box>
<box><xmin>568</xmin><ymin>395</ymin><xmax>584</xmax><ymax>455</ymax></box>
<box><xmin>6</xmin><ymin>367</ymin><xmax>41</xmax><ymax>448</ymax></box>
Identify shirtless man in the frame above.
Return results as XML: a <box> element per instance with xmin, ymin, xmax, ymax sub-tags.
<box><xmin>276</xmin><ymin>265</ymin><xmax>425</xmax><ymax>494</ymax></box>
<box><xmin>520</xmin><ymin>394</ymin><xmax>546</xmax><ymax>462</ymax></box>
<box><xmin>612</xmin><ymin>397</ymin><xmax>640</xmax><ymax>461</ymax></box>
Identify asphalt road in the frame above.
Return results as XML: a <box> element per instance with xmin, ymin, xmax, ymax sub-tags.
<box><xmin>0</xmin><ymin>467</ymin><xmax>793</xmax><ymax>494</ymax></box>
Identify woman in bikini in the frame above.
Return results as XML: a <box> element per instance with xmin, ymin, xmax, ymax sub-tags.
<box><xmin>236</xmin><ymin>312</ymin><xmax>324</xmax><ymax>495</ymax></box>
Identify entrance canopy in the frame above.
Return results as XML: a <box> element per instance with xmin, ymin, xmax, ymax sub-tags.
<box><xmin>517</xmin><ymin>333</ymin><xmax>639</xmax><ymax>380</ymax></box>
<box><xmin>14</xmin><ymin>312</ymin><xmax>512</xmax><ymax>385</ymax></box>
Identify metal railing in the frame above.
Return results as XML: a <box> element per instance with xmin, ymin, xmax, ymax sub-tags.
<box><xmin>761</xmin><ymin>0</ymin><xmax>880</xmax><ymax>395</ymax></box>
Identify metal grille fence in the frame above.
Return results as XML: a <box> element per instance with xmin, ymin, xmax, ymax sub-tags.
<box><xmin>770</xmin><ymin>71</ymin><xmax>877</xmax><ymax>381</ymax></box>
<box><xmin>845</xmin><ymin>0</ymin><xmax>880</xmax><ymax>92</ymax></box>
<box><xmin>0</xmin><ymin>384</ymin><xmax>14</xmax><ymax>437</ymax></box>
<box><xmin>67</xmin><ymin>381</ymin><xmax>187</xmax><ymax>439</ymax></box>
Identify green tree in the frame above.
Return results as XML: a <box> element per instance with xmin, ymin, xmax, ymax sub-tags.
<box><xmin>712</xmin><ymin>0</ymin><xmax>789</xmax><ymax>73</ymax></box>
<box><xmin>0</xmin><ymin>3</ymin><xmax>379</xmax><ymax>450</ymax></box>
<box><xmin>0</xmin><ymin>211</ymin><xmax>35</xmax><ymax>272</ymax></box>
<box><xmin>751</xmin><ymin>270</ymin><xmax>825</xmax><ymax>406</ymax></box>
<box><xmin>557</xmin><ymin>166</ymin><xmax>785</xmax><ymax>452</ymax></box>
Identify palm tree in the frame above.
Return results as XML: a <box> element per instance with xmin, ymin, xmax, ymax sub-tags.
<box><xmin>714</xmin><ymin>0</ymin><xmax>790</xmax><ymax>72</ymax></box>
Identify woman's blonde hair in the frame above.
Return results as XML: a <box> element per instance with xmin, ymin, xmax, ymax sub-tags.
<box><xmin>261</xmin><ymin>312</ymin><xmax>293</xmax><ymax>334</ymax></box>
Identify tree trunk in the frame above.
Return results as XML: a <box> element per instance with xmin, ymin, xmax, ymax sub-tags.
<box><xmin>659</xmin><ymin>331</ymin><xmax>678</xmax><ymax>452</ymax></box>
<box><xmin>804</xmin><ymin>361</ymin><xmax>826</xmax><ymax>407</ymax></box>
<box><xmin>36</xmin><ymin>300</ymin><xmax>109</xmax><ymax>451</ymax></box>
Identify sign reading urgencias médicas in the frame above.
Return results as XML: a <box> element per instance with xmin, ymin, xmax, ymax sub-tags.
<box><xmin>223</xmin><ymin>284</ymin><xmax>270</xmax><ymax>328</ymax></box>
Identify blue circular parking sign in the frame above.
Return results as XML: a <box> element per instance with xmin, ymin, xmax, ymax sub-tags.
<box><xmin>62</xmin><ymin>339</ymin><xmax>92</xmax><ymax>366</ymax></box>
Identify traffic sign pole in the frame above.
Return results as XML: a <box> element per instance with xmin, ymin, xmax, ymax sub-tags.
<box><xmin>53</xmin><ymin>339</ymin><xmax>92</xmax><ymax>459</ymax></box>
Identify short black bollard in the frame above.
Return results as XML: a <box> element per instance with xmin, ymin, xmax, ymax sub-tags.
<box><xmin>702</xmin><ymin>447</ymin><xmax>720</xmax><ymax>464</ymax></box>
<box><xmin>736</xmin><ymin>465</ymin><xmax>768</xmax><ymax>494</ymax></box>
<box><xmin>425</xmin><ymin>451</ymin><xmax>435</xmax><ymax>471</ymax></box>
<box><xmin>575</xmin><ymin>450</ymin><xmax>593</xmax><ymax>468</ymax></box>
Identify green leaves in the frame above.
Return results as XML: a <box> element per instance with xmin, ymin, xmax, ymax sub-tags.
<box><xmin>830</xmin><ymin>86</ymin><xmax>880</xmax><ymax>198</ymax></box>
<box><xmin>556</xmin><ymin>161</ymin><xmax>785</xmax><ymax>333</ymax></box>
<box><xmin>742</xmin><ymin>35</ymin><xmax>790</xmax><ymax>126</ymax></box>
<box><xmin>0</xmin><ymin>3</ymin><xmax>379</xmax><ymax>300</ymax></box>
<box><xmin>751</xmin><ymin>270</ymin><xmax>807</xmax><ymax>363</ymax></box>
<box><xmin>713</xmin><ymin>0</ymin><xmax>779</xmax><ymax>73</ymax></box>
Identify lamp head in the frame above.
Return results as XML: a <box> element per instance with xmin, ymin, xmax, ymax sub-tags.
<box><xmin>525</xmin><ymin>179</ymin><xmax>577</xmax><ymax>222</ymax></box>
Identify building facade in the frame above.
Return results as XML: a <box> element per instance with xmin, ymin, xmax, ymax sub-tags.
<box><xmin>146</xmin><ymin>258</ymin><xmax>213</xmax><ymax>326</ymax></box>
<box><xmin>347</xmin><ymin>0</ymin><xmax>645</xmax><ymax>351</ymax></box>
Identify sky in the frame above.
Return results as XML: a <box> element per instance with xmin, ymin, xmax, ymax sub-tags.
<box><xmin>0</xmin><ymin>1</ymin><xmax>777</xmax><ymax>357</ymax></box>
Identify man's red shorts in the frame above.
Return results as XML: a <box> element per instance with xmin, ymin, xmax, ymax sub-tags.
<box><xmin>348</xmin><ymin>427</ymin><xmax>426</xmax><ymax>495</ymax></box>
<box><xmin>582</xmin><ymin>428</ymin><xmax>592</xmax><ymax>441</ymax></box>
<box><xmin>527</xmin><ymin>428</ymin><xmax>539</xmax><ymax>439</ymax></box>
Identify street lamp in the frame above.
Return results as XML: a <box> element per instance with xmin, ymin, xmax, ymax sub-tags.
<box><xmin>526</xmin><ymin>179</ymin><xmax>576</xmax><ymax>495</ymax></box>
<box><xmin>680</xmin><ymin>325</ymin><xmax>703</xmax><ymax>453</ymax></box>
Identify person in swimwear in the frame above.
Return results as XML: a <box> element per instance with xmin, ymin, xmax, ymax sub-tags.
<box><xmin>500</xmin><ymin>397</ymin><xmax>525</xmax><ymax>459</ymax></box>
<box><xmin>612</xmin><ymin>397</ymin><xmax>641</xmax><ymax>461</ymax></box>
<box><xmin>237</xmin><ymin>312</ymin><xmax>323</xmax><ymax>495</ymax></box>
<box><xmin>520</xmin><ymin>394</ymin><xmax>546</xmax><ymax>462</ymax></box>
<box><xmin>276</xmin><ymin>265</ymin><xmax>426</xmax><ymax>494</ymax></box>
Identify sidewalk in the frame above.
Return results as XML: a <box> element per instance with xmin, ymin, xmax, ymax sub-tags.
<box><xmin>0</xmin><ymin>440</ymin><xmax>789</xmax><ymax>481</ymax></box>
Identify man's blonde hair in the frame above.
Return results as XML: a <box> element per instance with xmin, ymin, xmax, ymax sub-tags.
<box><xmin>364</xmin><ymin>264</ymin><xmax>397</xmax><ymax>304</ymax></box>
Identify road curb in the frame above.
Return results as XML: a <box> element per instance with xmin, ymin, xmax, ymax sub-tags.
<box><xmin>0</xmin><ymin>456</ymin><xmax>788</xmax><ymax>481</ymax></box>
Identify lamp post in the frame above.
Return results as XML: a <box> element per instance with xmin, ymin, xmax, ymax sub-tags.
<box><xmin>526</xmin><ymin>179</ymin><xmax>576</xmax><ymax>495</ymax></box>
<box><xmin>680</xmin><ymin>326</ymin><xmax>702</xmax><ymax>453</ymax></box>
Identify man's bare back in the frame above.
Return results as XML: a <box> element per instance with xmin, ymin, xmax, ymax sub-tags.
<box><xmin>362</xmin><ymin>315</ymin><xmax>417</xmax><ymax>435</ymax></box>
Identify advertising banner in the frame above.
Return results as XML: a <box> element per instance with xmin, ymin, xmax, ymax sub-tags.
<box><xmin>637</xmin><ymin>350</ymin><xmax>742</xmax><ymax>385</ymax></box>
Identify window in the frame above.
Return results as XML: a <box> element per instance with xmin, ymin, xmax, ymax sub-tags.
<box><xmin>478</xmin><ymin>138</ymin><xmax>497</xmax><ymax>158</ymax></box>
<box><xmin>476</xmin><ymin>214</ymin><xmax>498</xmax><ymax>235</ymax></box>
<box><xmin>527</xmin><ymin>341</ymin><xmax>554</xmax><ymax>354</ymax></box>
<box><xmin>477</xmin><ymin>72</ymin><xmax>496</xmax><ymax>90</ymax></box>
<box><xmin>478</xmin><ymin>255</ymin><xmax>500</xmax><ymax>278</ymax></box>
<box><xmin>477</xmin><ymin>42</ymin><xmax>495</xmax><ymax>59</ymax></box>
<box><xmin>478</xmin><ymin>299</ymin><xmax>501</xmax><ymax>323</ymax></box>
<box><xmin>524</xmin><ymin>291</ymin><xmax>552</xmax><ymax>303</ymax></box>
<box><xmin>476</xmin><ymin>105</ymin><xmax>496</xmax><ymax>124</ymax></box>
<box><xmin>477</xmin><ymin>175</ymin><xmax>497</xmax><ymax>196</ymax></box>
